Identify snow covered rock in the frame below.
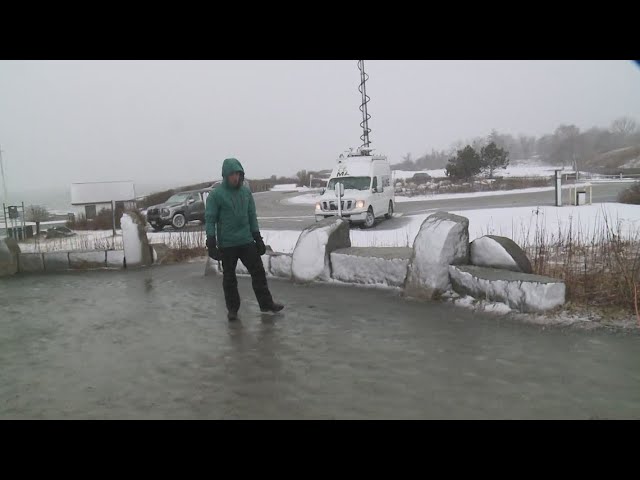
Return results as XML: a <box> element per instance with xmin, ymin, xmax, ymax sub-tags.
<box><xmin>291</xmin><ymin>218</ymin><xmax>350</xmax><ymax>282</ymax></box>
<box><xmin>17</xmin><ymin>253</ymin><xmax>44</xmax><ymax>273</ymax></box>
<box><xmin>43</xmin><ymin>252</ymin><xmax>70</xmax><ymax>271</ymax></box>
<box><xmin>470</xmin><ymin>235</ymin><xmax>532</xmax><ymax>273</ymax></box>
<box><xmin>69</xmin><ymin>251</ymin><xmax>107</xmax><ymax>269</ymax></box>
<box><xmin>0</xmin><ymin>237</ymin><xmax>20</xmax><ymax>277</ymax></box>
<box><xmin>405</xmin><ymin>211</ymin><xmax>469</xmax><ymax>299</ymax></box>
<box><xmin>330</xmin><ymin>247</ymin><xmax>411</xmax><ymax>287</ymax></box>
<box><xmin>121</xmin><ymin>212</ymin><xmax>152</xmax><ymax>267</ymax></box>
<box><xmin>204</xmin><ymin>256</ymin><xmax>219</xmax><ymax>276</ymax></box>
<box><xmin>106</xmin><ymin>250</ymin><xmax>125</xmax><ymax>268</ymax></box>
<box><xmin>449</xmin><ymin>265</ymin><xmax>565</xmax><ymax>313</ymax></box>
<box><xmin>204</xmin><ymin>254</ymin><xmax>272</xmax><ymax>277</ymax></box>
<box><xmin>268</xmin><ymin>252</ymin><xmax>292</xmax><ymax>278</ymax></box>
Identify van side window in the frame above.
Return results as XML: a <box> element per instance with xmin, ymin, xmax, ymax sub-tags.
<box><xmin>372</xmin><ymin>177</ymin><xmax>378</xmax><ymax>190</ymax></box>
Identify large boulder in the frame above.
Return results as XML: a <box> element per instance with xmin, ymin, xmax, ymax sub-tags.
<box><xmin>330</xmin><ymin>247</ymin><xmax>411</xmax><ymax>287</ymax></box>
<box><xmin>17</xmin><ymin>253</ymin><xmax>44</xmax><ymax>273</ymax></box>
<box><xmin>43</xmin><ymin>252</ymin><xmax>70</xmax><ymax>272</ymax></box>
<box><xmin>405</xmin><ymin>211</ymin><xmax>469</xmax><ymax>299</ymax></box>
<box><xmin>106</xmin><ymin>250</ymin><xmax>125</xmax><ymax>268</ymax></box>
<box><xmin>291</xmin><ymin>218</ymin><xmax>350</xmax><ymax>282</ymax></box>
<box><xmin>269</xmin><ymin>252</ymin><xmax>293</xmax><ymax>279</ymax></box>
<box><xmin>470</xmin><ymin>235</ymin><xmax>532</xmax><ymax>273</ymax></box>
<box><xmin>121</xmin><ymin>211</ymin><xmax>152</xmax><ymax>267</ymax></box>
<box><xmin>69</xmin><ymin>251</ymin><xmax>107</xmax><ymax>269</ymax></box>
<box><xmin>0</xmin><ymin>237</ymin><xmax>20</xmax><ymax>277</ymax></box>
<box><xmin>449</xmin><ymin>265</ymin><xmax>565</xmax><ymax>313</ymax></box>
<box><xmin>204</xmin><ymin>253</ymin><xmax>272</xmax><ymax>277</ymax></box>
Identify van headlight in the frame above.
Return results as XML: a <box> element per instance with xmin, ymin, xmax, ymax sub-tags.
<box><xmin>355</xmin><ymin>200</ymin><xmax>365</xmax><ymax>209</ymax></box>
<box><xmin>315</xmin><ymin>202</ymin><xmax>322</xmax><ymax>211</ymax></box>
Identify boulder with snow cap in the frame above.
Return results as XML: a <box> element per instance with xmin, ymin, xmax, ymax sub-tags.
<box><xmin>404</xmin><ymin>211</ymin><xmax>469</xmax><ymax>299</ymax></box>
<box><xmin>470</xmin><ymin>235</ymin><xmax>532</xmax><ymax>273</ymax></box>
<box><xmin>121</xmin><ymin>211</ymin><xmax>153</xmax><ymax>267</ymax></box>
<box><xmin>449</xmin><ymin>265</ymin><xmax>565</xmax><ymax>313</ymax></box>
<box><xmin>291</xmin><ymin>217</ymin><xmax>350</xmax><ymax>282</ymax></box>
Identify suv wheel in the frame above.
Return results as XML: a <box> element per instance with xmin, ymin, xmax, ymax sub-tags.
<box><xmin>172</xmin><ymin>213</ymin><xmax>186</xmax><ymax>229</ymax></box>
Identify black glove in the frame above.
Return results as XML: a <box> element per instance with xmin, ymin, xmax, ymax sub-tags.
<box><xmin>206</xmin><ymin>235</ymin><xmax>221</xmax><ymax>261</ymax></box>
<box><xmin>252</xmin><ymin>231</ymin><xmax>266</xmax><ymax>256</ymax></box>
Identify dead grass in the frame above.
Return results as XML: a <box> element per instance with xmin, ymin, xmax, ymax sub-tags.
<box><xmin>515</xmin><ymin>211</ymin><xmax>640</xmax><ymax>319</ymax></box>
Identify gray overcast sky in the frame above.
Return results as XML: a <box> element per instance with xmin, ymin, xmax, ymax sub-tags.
<box><xmin>1</xmin><ymin>60</ymin><xmax>639</xmax><ymax>195</ymax></box>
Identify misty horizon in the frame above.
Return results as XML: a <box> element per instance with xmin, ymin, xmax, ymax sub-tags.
<box><xmin>1</xmin><ymin>60</ymin><xmax>639</xmax><ymax>203</ymax></box>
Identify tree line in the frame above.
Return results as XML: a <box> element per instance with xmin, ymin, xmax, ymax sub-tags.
<box><xmin>393</xmin><ymin>116</ymin><xmax>640</xmax><ymax>171</ymax></box>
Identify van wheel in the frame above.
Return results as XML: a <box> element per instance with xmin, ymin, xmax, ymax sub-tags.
<box><xmin>172</xmin><ymin>213</ymin><xmax>186</xmax><ymax>229</ymax></box>
<box><xmin>385</xmin><ymin>201</ymin><xmax>394</xmax><ymax>219</ymax></box>
<box><xmin>362</xmin><ymin>207</ymin><xmax>376</xmax><ymax>229</ymax></box>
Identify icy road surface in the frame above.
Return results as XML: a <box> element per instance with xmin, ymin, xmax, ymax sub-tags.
<box><xmin>1</xmin><ymin>263</ymin><xmax>639</xmax><ymax>419</ymax></box>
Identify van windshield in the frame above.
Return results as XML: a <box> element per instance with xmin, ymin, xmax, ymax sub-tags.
<box><xmin>327</xmin><ymin>176</ymin><xmax>371</xmax><ymax>191</ymax></box>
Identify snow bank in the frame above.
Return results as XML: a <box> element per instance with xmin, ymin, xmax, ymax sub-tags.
<box><xmin>271</xmin><ymin>184</ymin><xmax>298</xmax><ymax>192</ymax></box>
<box><xmin>451</xmin><ymin>203</ymin><xmax>640</xmax><ymax>244</ymax></box>
<box><xmin>285</xmin><ymin>193</ymin><xmax>322</xmax><ymax>205</ymax></box>
<box><xmin>393</xmin><ymin>164</ymin><xmax>568</xmax><ymax>181</ymax></box>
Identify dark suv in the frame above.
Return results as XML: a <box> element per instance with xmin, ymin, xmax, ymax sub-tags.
<box><xmin>146</xmin><ymin>189</ymin><xmax>210</xmax><ymax>231</ymax></box>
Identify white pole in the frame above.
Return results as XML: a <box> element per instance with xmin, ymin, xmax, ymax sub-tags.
<box><xmin>0</xmin><ymin>145</ymin><xmax>8</xmax><ymax>205</ymax></box>
<box><xmin>555</xmin><ymin>170</ymin><xmax>562</xmax><ymax>207</ymax></box>
<box><xmin>111</xmin><ymin>200</ymin><xmax>116</xmax><ymax>237</ymax></box>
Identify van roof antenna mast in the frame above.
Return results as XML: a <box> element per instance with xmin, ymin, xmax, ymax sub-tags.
<box><xmin>358</xmin><ymin>60</ymin><xmax>371</xmax><ymax>150</ymax></box>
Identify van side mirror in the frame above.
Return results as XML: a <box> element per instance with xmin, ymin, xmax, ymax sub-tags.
<box><xmin>321</xmin><ymin>188</ymin><xmax>325</xmax><ymax>195</ymax></box>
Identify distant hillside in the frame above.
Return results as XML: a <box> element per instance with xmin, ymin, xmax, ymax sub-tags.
<box><xmin>584</xmin><ymin>145</ymin><xmax>640</xmax><ymax>171</ymax></box>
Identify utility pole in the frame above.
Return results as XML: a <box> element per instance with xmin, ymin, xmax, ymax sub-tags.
<box><xmin>0</xmin><ymin>145</ymin><xmax>8</xmax><ymax>205</ymax></box>
<box><xmin>358</xmin><ymin>60</ymin><xmax>371</xmax><ymax>148</ymax></box>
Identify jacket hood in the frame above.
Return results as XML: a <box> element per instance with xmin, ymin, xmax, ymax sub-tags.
<box><xmin>222</xmin><ymin>158</ymin><xmax>245</xmax><ymax>188</ymax></box>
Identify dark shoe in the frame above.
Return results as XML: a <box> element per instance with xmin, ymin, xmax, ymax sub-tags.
<box><xmin>227</xmin><ymin>310</ymin><xmax>239</xmax><ymax>321</ymax></box>
<box><xmin>260</xmin><ymin>302</ymin><xmax>284</xmax><ymax>313</ymax></box>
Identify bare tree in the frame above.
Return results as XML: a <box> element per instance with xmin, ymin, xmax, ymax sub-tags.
<box><xmin>518</xmin><ymin>135</ymin><xmax>536</xmax><ymax>160</ymax></box>
<box><xmin>295</xmin><ymin>170</ymin><xmax>310</xmax><ymax>187</ymax></box>
<box><xmin>611</xmin><ymin>117</ymin><xmax>638</xmax><ymax>137</ymax></box>
<box><xmin>25</xmin><ymin>205</ymin><xmax>49</xmax><ymax>235</ymax></box>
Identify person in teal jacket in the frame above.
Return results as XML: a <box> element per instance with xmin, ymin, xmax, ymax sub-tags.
<box><xmin>205</xmin><ymin>158</ymin><xmax>284</xmax><ymax>321</ymax></box>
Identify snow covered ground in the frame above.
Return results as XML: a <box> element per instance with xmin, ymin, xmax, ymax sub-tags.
<box><xmin>287</xmin><ymin>183</ymin><xmax>584</xmax><ymax>205</ymax></box>
<box><xmin>451</xmin><ymin>203</ymin><xmax>640</xmax><ymax>245</ymax></box>
<box><xmin>19</xmin><ymin>230</ymin><xmax>123</xmax><ymax>253</ymax></box>
<box><xmin>392</xmin><ymin>163</ymin><xmax>571</xmax><ymax>180</ymax></box>
<box><xmin>256</xmin><ymin>203</ymin><xmax>640</xmax><ymax>253</ymax></box>
<box><xmin>270</xmin><ymin>184</ymin><xmax>321</xmax><ymax>193</ymax></box>
<box><xmin>17</xmin><ymin>203</ymin><xmax>640</xmax><ymax>256</ymax></box>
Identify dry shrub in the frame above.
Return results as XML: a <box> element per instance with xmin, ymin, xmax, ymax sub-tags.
<box><xmin>617</xmin><ymin>183</ymin><xmax>640</xmax><ymax>205</ymax></box>
<box><xmin>518</xmin><ymin>211</ymin><xmax>640</xmax><ymax>317</ymax></box>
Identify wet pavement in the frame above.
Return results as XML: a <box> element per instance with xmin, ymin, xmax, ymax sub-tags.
<box><xmin>1</xmin><ymin>263</ymin><xmax>639</xmax><ymax>419</ymax></box>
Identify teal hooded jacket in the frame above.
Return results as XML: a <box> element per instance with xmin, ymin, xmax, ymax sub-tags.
<box><xmin>205</xmin><ymin>158</ymin><xmax>259</xmax><ymax>248</ymax></box>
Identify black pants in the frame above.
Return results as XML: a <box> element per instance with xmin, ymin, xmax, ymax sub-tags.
<box><xmin>221</xmin><ymin>242</ymin><xmax>274</xmax><ymax>312</ymax></box>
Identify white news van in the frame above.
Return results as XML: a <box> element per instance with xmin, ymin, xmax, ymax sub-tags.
<box><xmin>314</xmin><ymin>148</ymin><xmax>394</xmax><ymax>228</ymax></box>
